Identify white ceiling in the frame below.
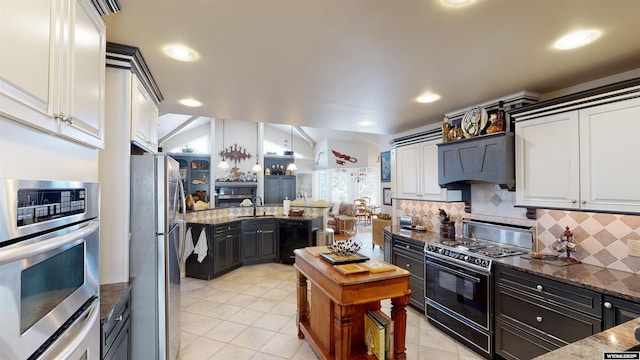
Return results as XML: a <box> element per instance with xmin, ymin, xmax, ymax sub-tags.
<box><xmin>104</xmin><ymin>0</ymin><xmax>640</xmax><ymax>143</ymax></box>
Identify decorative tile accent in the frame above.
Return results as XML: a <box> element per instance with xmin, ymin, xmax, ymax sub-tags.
<box><xmin>490</xmin><ymin>194</ymin><xmax>503</xmax><ymax>207</ymax></box>
<box><xmin>536</xmin><ymin>209</ymin><xmax>640</xmax><ymax>274</ymax></box>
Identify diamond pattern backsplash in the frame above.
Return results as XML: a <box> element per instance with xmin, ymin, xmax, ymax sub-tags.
<box><xmin>536</xmin><ymin>209</ymin><xmax>640</xmax><ymax>273</ymax></box>
<box><xmin>395</xmin><ymin>198</ymin><xmax>640</xmax><ymax>274</ymax></box>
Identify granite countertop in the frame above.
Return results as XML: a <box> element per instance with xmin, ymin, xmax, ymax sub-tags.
<box><xmin>188</xmin><ymin>215</ymin><xmax>322</xmax><ymax>225</ymax></box>
<box><xmin>385</xmin><ymin>225</ymin><xmax>640</xmax><ymax>358</ymax></box>
<box><xmin>100</xmin><ymin>282</ymin><xmax>131</xmax><ymax>326</ymax></box>
<box><xmin>534</xmin><ymin>318</ymin><xmax>640</xmax><ymax>359</ymax></box>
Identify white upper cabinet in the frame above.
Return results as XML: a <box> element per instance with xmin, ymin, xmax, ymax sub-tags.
<box><xmin>578</xmin><ymin>98</ymin><xmax>640</xmax><ymax>213</ymax></box>
<box><xmin>396</xmin><ymin>140</ymin><xmax>444</xmax><ymax>201</ymax></box>
<box><xmin>131</xmin><ymin>75</ymin><xmax>159</xmax><ymax>153</ymax></box>
<box><xmin>516</xmin><ymin>96</ymin><xmax>640</xmax><ymax>213</ymax></box>
<box><xmin>515</xmin><ymin>111</ymin><xmax>580</xmax><ymax>208</ymax></box>
<box><xmin>0</xmin><ymin>0</ymin><xmax>105</xmax><ymax>149</ymax></box>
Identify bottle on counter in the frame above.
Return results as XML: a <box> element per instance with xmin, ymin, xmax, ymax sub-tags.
<box><xmin>442</xmin><ymin>115</ymin><xmax>451</xmax><ymax>142</ymax></box>
<box><xmin>496</xmin><ymin>100</ymin><xmax>506</xmax><ymax>132</ymax></box>
<box><xmin>486</xmin><ymin>114</ymin><xmax>501</xmax><ymax>134</ymax></box>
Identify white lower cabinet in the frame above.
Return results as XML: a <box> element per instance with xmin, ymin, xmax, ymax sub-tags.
<box><xmin>515</xmin><ymin>96</ymin><xmax>640</xmax><ymax>213</ymax></box>
<box><xmin>0</xmin><ymin>0</ymin><xmax>105</xmax><ymax>149</ymax></box>
<box><xmin>396</xmin><ymin>140</ymin><xmax>445</xmax><ymax>201</ymax></box>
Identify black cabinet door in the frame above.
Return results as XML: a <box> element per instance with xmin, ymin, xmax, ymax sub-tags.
<box><xmin>229</xmin><ymin>230</ymin><xmax>241</xmax><ymax>267</ymax></box>
<box><xmin>264</xmin><ymin>176</ymin><xmax>296</xmax><ymax>204</ymax></box>
<box><xmin>604</xmin><ymin>295</ymin><xmax>640</xmax><ymax>329</ymax></box>
<box><xmin>184</xmin><ymin>224</ymin><xmax>215</xmax><ymax>280</ymax></box>
<box><xmin>259</xmin><ymin>229</ymin><xmax>277</xmax><ymax>260</ymax></box>
<box><xmin>214</xmin><ymin>234</ymin><xmax>229</xmax><ymax>274</ymax></box>
<box><xmin>104</xmin><ymin>319</ymin><xmax>130</xmax><ymax>360</ymax></box>
<box><xmin>242</xmin><ymin>230</ymin><xmax>259</xmax><ymax>262</ymax></box>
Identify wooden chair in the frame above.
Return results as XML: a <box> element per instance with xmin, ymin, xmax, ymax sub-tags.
<box><xmin>354</xmin><ymin>198</ymin><xmax>371</xmax><ymax>225</ymax></box>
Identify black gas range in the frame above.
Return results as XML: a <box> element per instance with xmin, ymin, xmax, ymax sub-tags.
<box><xmin>424</xmin><ymin>219</ymin><xmax>534</xmax><ymax>359</ymax></box>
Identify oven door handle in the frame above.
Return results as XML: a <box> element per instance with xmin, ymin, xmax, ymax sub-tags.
<box><xmin>0</xmin><ymin>220</ymin><xmax>99</xmax><ymax>265</ymax></box>
<box><xmin>47</xmin><ymin>301</ymin><xmax>99</xmax><ymax>360</ymax></box>
<box><xmin>427</xmin><ymin>259</ymin><xmax>481</xmax><ymax>283</ymax></box>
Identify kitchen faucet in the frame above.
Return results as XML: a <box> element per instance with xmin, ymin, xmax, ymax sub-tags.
<box><xmin>253</xmin><ymin>196</ymin><xmax>263</xmax><ymax>217</ymax></box>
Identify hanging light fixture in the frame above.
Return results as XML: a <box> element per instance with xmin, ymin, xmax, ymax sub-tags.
<box><xmin>217</xmin><ymin>119</ymin><xmax>229</xmax><ymax>169</ymax></box>
<box><xmin>252</xmin><ymin>123</ymin><xmax>262</xmax><ymax>172</ymax></box>
<box><xmin>287</xmin><ymin>125</ymin><xmax>297</xmax><ymax>172</ymax></box>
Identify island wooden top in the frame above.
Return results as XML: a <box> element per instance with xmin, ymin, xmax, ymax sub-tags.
<box><xmin>293</xmin><ymin>248</ymin><xmax>411</xmax><ymax>306</ymax></box>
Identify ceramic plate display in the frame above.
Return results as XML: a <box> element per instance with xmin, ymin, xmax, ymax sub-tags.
<box><xmin>461</xmin><ymin>106</ymin><xmax>488</xmax><ymax>138</ymax></box>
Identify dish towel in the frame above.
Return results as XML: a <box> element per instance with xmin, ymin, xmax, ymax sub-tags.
<box><xmin>194</xmin><ymin>228</ymin><xmax>208</xmax><ymax>263</ymax></box>
<box><xmin>183</xmin><ymin>228</ymin><xmax>194</xmax><ymax>263</ymax></box>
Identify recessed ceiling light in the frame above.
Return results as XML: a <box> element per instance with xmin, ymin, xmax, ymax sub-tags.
<box><xmin>164</xmin><ymin>45</ymin><xmax>197</xmax><ymax>61</ymax></box>
<box><xmin>441</xmin><ymin>0</ymin><xmax>475</xmax><ymax>7</ymax></box>
<box><xmin>553</xmin><ymin>29</ymin><xmax>601</xmax><ymax>50</ymax></box>
<box><xmin>179</xmin><ymin>98</ymin><xmax>202</xmax><ymax>107</ymax></box>
<box><xmin>416</xmin><ymin>93</ymin><xmax>441</xmax><ymax>103</ymax></box>
<box><xmin>358</xmin><ymin>120</ymin><xmax>374</xmax><ymax>126</ymax></box>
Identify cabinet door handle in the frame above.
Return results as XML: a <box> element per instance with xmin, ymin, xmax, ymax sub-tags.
<box><xmin>536</xmin><ymin>285</ymin><xmax>543</xmax><ymax>291</ymax></box>
<box><xmin>115</xmin><ymin>315</ymin><xmax>123</xmax><ymax>322</ymax></box>
<box><xmin>604</xmin><ymin>302</ymin><xmax>612</xmax><ymax>309</ymax></box>
<box><xmin>406</xmin><ymin>263</ymin><xmax>411</xmax><ymax>268</ymax></box>
<box><xmin>581</xmin><ymin>200</ymin><xmax>587</xmax><ymax>204</ymax></box>
<box><xmin>536</xmin><ymin>316</ymin><xmax>543</xmax><ymax>323</ymax></box>
<box><xmin>405</xmin><ymin>245</ymin><xmax>410</xmax><ymax>249</ymax></box>
<box><xmin>571</xmin><ymin>199</ymin><xmax>577</xmax><ymax>204</ymax></box>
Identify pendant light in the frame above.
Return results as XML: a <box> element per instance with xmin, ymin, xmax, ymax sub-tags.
<box><xmin>287</xmin><ymin>125</ymin><xmax>297</xmax><ymax>172</ymax></box>
<box><xmin>217</xmin><ymin>119</ymin><xmax>229</xmax><ymax>169</ymax></box>
<box><xmin>252</xmin><ymin>123</ymin><xmax>262</xmax><ymax>172</ymax></box>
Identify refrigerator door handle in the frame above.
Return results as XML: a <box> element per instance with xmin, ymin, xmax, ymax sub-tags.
<box><xmin>177</xmin><ymin>176</ymin><xmax>187</xmax><ymax>263</ymax></box>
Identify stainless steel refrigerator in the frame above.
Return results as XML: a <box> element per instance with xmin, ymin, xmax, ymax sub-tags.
<box><xmin>130</xmin><ymin>154</ymin><xmax>185</xmax><ymax>360</ymax></box>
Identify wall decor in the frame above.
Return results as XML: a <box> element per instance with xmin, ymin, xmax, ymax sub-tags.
<box><xmin>380</xmin><ymin>151</ymin><xmax>391</xmax><ymax>182</ymax></box>
<box><xmin>219</xmin><ymin>144</ymin><xmax>252</xmax><ymax>164</ymax></box>
<box><xmin>383</xmin><ymin>187</ymin><xmax>392</xmax><ymax>206</ymax></box>
<box><xmin>332</xmin><ymin>149</ymin><xmax>357</xmax><ymax>165</ymax></box>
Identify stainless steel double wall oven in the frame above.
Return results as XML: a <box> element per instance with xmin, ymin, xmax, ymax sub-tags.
<box><xmin>0</xmin><ymin>179</ymin><xmax>100</xmax><ymax>359</ymax></box>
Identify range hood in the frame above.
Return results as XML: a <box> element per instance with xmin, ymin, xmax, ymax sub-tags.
<box><xmin>438</xmin><ymin>132</ymin><xmax>515</xmax><ymax>190</ymax></box>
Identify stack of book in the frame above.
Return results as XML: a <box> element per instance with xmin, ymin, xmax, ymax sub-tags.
<box><xmin>364</xmin><ymin>310</ymin><xmax>394</xmax><ymax>360</ymax></box>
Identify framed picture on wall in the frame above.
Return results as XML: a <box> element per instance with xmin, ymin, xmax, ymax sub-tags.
<box><xmin>383</xmin><ymin>187</ymin><xmax>392</xmax><ymax>206</ymax></box>
<box><xmin>380</xmin><ymin>151</ymin><xmax>391</xmax><ymax>182</ymax></box>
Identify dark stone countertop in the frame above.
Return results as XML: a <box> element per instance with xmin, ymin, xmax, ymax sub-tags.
<box><xmin>187</xmin><ymin>215</ymin><xmax>322</xmax><ymax>226</ymax></box>
<box><xmin>100</xmin><ymin>282</ymin><xmax>131</xmax><ymax>326</ymax></box>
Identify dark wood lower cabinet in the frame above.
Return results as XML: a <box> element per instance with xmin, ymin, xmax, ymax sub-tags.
<box><xmin>101</xmin><ymin>287</ymin><xmax>131</xmax><ymax>360</ymax></box>
<box><xmin>185</xmin><ymin>222</ymin><xmax>241</xmax><ymax>279</ymax></box>
<box><xmin>494</xmin><ymin>266</ymin><xmax>602</xmax><ymax>360</ymax></box>
<box><xmin>603</xmin><ymin>295</ymin><xmax>640</xmax><ymax>329</ymax></box>
<box><xmin>242</xmin><ymin>219</ymin><xmax>277</xmax><ymax>264</ymax></box>
<box><xmin>391</xmin><ymin>236</ymin><xmax>425</xmax><ymax>312</ymax></box>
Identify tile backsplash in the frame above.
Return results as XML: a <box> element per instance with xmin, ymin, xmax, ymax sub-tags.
<box><xmin>395</xmin><ymin>183</ymin><xmax>640</xmax><ymax>274</ymax></box>
<box><xmin>536</xmin><ymin>209</ymin><xmax>640</xmax><ymax>273</ymax></box>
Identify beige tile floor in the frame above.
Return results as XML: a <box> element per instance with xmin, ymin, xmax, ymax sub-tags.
<box><xmin>179</xmin><ymin>225</ymin><xmax>484</xmax><ymax>359</ymax></box>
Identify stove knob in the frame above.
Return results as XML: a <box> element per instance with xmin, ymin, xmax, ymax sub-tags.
<box><xmin>474</xmin><ymin>258</ymin><xmax>481</xmax><ymax>265</ymax></box>
<box><xmin>481</xmin><ymin>260</ymin><xmax>489</xmax><ymax>267</ymax></box>
<box><xmin>438</xmin><ymin>248</ymin><xmax>445</xmax><ymax>254</ymax></box>
<box><xmin>444</xmin><ymin>250</ymin><xmax>450</xmax><ymax>256</ymax></box>
<box><xmin>463</xmin><ymin>255</ymin><xmax>470</xmax><ymax>262</ymax></box>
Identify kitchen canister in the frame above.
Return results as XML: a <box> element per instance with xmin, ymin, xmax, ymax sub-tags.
<box><xmin>283</xmin><ymin>197</ymin><xmax>290</xmax><ymax>216</ymax></box>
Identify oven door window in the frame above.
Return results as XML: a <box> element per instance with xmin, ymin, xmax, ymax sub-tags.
<box><xmin>426</xmin><ymin>257</ymin><xmax>490</xmax><ymax>329</ymax></box>
<box><xmin>21</xmin><ymin>243</ymin><xmax>85</xmax><ymax>333</ymax></box>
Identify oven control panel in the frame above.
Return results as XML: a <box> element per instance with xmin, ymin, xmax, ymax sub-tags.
<box><xmin>17</xmin><ymin>188</ymin><xmax>86</xmax><ymax>226</ymax></box>
<box><xmin>425</xmin><ymin>243</ymin><xmax>492</xmax><ymax>271</ymax></box>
